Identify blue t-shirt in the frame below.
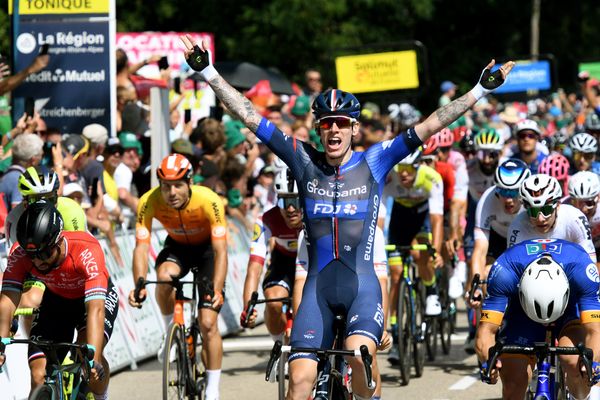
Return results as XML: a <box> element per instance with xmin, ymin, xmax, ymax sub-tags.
<box><xmin>0</xmin><ymin>165</ymin><xmax>25</xmax><ymax>211</ymax></box>
<box><xmin>482</xmin><ymin>238</ymin><xmax>600</xmax><ymax>326</ymax></box>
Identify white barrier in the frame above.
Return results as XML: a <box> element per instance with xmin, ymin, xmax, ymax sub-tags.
<box><xmin>1</xmin><ymin>216</ymin><xmax>260</xmax><ymax>397</ymax></box>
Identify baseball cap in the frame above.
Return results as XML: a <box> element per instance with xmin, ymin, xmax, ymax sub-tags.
<box><xmin>62</xmin><ymin>182</ymin><xmax>85</xmax><ymax>197</ymax></box>
<box><xmin>82</xmin><ymin>123</ymin><xmax>108</xmax><ymax>146</ymax></box>
<box><xmin>224</xmin><ymin>121</ymin><xmax>246</xmax><ymax>150</ymax></box>
<box><xmin>62</xmin><ymin>134</ymin><xmax>90</xmax><ymax>160</ymax></box>
<box><xmin>118</xmin><ymin>132</ymin><xmax>143</xmax><ymax>156</ymax></box>
<box><xmin>440</xmin><ymin>80</ymin><xmax>457</xmax><ymax>93</ymax></box>
<box><xmin>259</xmin><ymin>165</ymin><xmax>275</xmax><ymax>176</ymax></box>
<box><xmin>291</xmin><ymin>95</ymin><xmax>311</xmax><ymax>117</ymax></box>
<box><xmin>104</xmin><ymin>137</ymin><xmax>124</xmax><ymax>155</ymax></box>
<box><xmin>171</xmin><ymin>138</ymin><xmax>194</xmax><ymax>156</ymax></box>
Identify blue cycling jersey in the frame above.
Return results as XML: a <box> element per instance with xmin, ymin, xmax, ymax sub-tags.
<box><xmin>482</xmin><ymin>238</ymin><xmax>600</xmax><ymax>328</ymax></box>
<box><xmin>255</xmin><ymin>117</ymin><xmax>422</xmax><ymax>275</ymax></box>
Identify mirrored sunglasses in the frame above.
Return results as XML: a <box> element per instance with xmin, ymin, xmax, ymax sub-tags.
<box><xmin>574</xmin><ymin>198</ymin><xmax>598</xmax><ymax>209</ymax></box>
<box><xmin>526</xmin><ymin>203</ymin><xmax>557</xmax><ymax>219</ymax></box>
<box><xmin>574</xmin><ymin>152</ymin><xmax>595</xmax><ymax>161</ymax></box>
<box><xmin>278</xmin><ymin>196</ymin><xmax>301</xmax><ymax>210</ymax></box>
<box><xmin>495</xmin><ymin>188</ymin><xmax>519</xmax><ymax>199</ymax></box>
<box><xmin>318</xmin><ymin>116</ymin><xmax>355</xmax><ymax>130</ymax></box>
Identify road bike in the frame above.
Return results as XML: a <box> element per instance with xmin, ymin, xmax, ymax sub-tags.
<box><xmin>385</xmin><ymin>243</ymin><xmax>433</xmax><ymax>385</ymax></box>
<box><xmin>245</xmin><ymin>291</ymin><xmax>293</xmax><ymax>400</ymax></box>
<box><xmin>482</xmin><ymin>337</ymin><xmax>594</xmax><ymax>400</ymax></box>
<box><xmin>0</xmin><ymin>337</ymin><xmax>95</xmax><ymax>400</ymax></box>
<box><xmin>135</xmin><ymin>273</ymin><xmax>210</xmax><ymax>400</ymax></box>
<box><xmin>436</xmin><ymin>255</ymin><xmax>458</xmax><ymax>357</ymax></box>
<box><xmin>265</xmin><ymin>313</ymin><xmax>375</xmax><ymax>400</ymax></box>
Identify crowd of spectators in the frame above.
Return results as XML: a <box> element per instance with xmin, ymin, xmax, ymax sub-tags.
<box><xmin>1</xmin><ymin>48</ymin><xmax>600</xmax><ymax>265</ymax></box>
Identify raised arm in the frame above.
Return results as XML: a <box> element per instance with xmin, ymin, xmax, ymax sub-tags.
<box><xmin>415</xmin><ymin>59</ymin><xmax>515</xmax><ymax>143</ymax></box>
<box><xmin>180</xmin><ymin>35</ymin><xmax>262</xmax><ymax>132</ymax></box>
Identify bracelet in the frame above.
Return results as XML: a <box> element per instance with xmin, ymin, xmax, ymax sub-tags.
<box><xmin>469</xmin><ymin>84</ymin><xmax>487</xmax><ymax>101</ymax></box>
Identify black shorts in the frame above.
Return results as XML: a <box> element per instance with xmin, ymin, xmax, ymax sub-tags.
<box><xmin>28</xmin><ymin>279</ymin><xmax>119</xmax><ymax>362</ymax></box>
<box><xmin>388</xmin><ymin>201</ymin><xmax>430</xmax><ymax>246</ymax></box>
<box><xmin>487</xmin><ymin>228</ymin><xmax>507</xmax><ymax>260</ymax></box>
<box><xmin>155</xmin><ymin>236</ymin><xmax>223</xmax><ymax>311</ymax></box>
<box><xmin>262</xmin><ymin>250</ymin><xmax>295</xmax><ymax>293</ymax></box>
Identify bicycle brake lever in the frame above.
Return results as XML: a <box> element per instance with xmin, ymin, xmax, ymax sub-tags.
<box><xmin>134</xmin><ymin>277</ymin><xmax>145</xmax><ymax>304</ymax></box>
<box><xmin>359</xmin><ymin>345</ymin><xmax>375</xmax><ymax>390</ymax></box>
<box><xmin>265</xmin><ymin>340</ymin><xmax>282</xmax><ymax>382</ymax></box>
<box><xmin>576</xmin><ymin>342</ymin><xmax>593</xmax><ymax>382</ymax></box>
<box><xmin>245</xmin><ymin>292</ymin><xmax>259</xmax><ymax>326</ymax></box>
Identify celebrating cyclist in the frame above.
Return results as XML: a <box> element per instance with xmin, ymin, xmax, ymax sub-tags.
<box><xmin>128</xmin><ymin>153</ymin><xmax>227</xmax><ymax>400</ymax></box>
<box><xmin>476</xmin><ymin>239</ymin><xmax>600</xmax><ymax>400</ymax></box>
<box><xmin>181</xmin><ymin>33</ymin><xmax>514</xmax><ymax>400</ymax></box>
<box><xmin>241</xmin><ymin>167</ymin><xmax>302</xmax><ymax>341</ymax></box>
<box><xmin>0</xmin><ymin>202</ymin><xmax>118</xmax><ymax>399</ymax></box>
<box><xmin>568</xmin><ymin>171</ymin><xmax>600</xmax><ymax>260</ymax></box>
<box><xmin>508</xmin><ymin>174</ymin><xmax>596</xmax><ymax>262</ymax></box>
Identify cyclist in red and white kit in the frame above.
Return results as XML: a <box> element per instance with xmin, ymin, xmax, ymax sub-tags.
<box><xmin>241</xmin><ymin>167</ymin><xmax>302</xmax><ymax>341</ymax></box>
<box><xmin>0</xmin><ymin>202</ymin><xmax>118</xmax><ymax>399</ymax></box>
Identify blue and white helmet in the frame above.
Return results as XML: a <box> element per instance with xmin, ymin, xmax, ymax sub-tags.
<box><xmin>494</xmin><ymin>159</ymin><xmax>531</xmax><ymax>190</ymax></box>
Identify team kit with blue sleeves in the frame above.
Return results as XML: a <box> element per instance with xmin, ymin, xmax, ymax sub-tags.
<box><xmin>481</xmin><ymin>238</ymin><xmax>600</xmax><ymax>345</ymax></box>
<box><xmin>255</xmin><ymin>117</ymin><xmax>422</xmax><ymax>359</ymax></box>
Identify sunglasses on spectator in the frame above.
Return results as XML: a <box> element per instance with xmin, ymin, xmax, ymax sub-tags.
<box><xmin>476</xmin><ymin>150</ymin><xmax>500</xmax><ymax>160</ymax></box>
<box><xmin>574</xmin><ymin>198</ymin><xmax>598</xmax><ymax>209</ymax></box>
<box><xmin>495</xmin><ymin>188</ymin><xmax>519</xmax><ymax>199</ymax></box>
<box><xmin>318</xmin><ymin>116</ymin><xmax>355</xmax><ymax>130</ymax></box>
<box><xmin>396</xmin><ymin>164</ymin><xmax>417</xmax><ymax>174</ymax></box>
<box><xmin>518</xmin><ymin>132</ymin><xmax>538</xmax><ymax>140</ymax></box>
<box><xmin>278</xmin><ymin>196</ymin><xmax>301</xmax><ymax>210</ymax></box>
<box><xmin>525</xmin><ymin>202</ymin><xmax>558</xmax><ymax>219</ymax></box>
<box><xmin>574</xmin><ymin>152</ymin><xmax>595</xmax><ymax>161</ymax></box>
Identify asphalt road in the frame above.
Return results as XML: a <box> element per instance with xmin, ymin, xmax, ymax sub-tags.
<box><xmin>110</xmin><ymin>301</ymin><xmax>502</xmax><ymax>399</ymax></box>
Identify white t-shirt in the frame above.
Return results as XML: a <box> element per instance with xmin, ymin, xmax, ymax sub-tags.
<box><xmin>113</xmin><ymin>163</ymin><xmax>133</xmax><ymax>190</ymax></box>
<box><xmin>507</xmin><ymin>203</ymin><xmax>596</xmax><ymax>261</ymax></box>
<box><xmin>467</xmin><ymin>159</ymin><xmax>495</xmax><ymax>202</ymax></box>
<box><xmin>474</xmin><ymin>186</ymin><xmax>523</xmax><ymax>241</ymax></box>
<box><xmin>295</xmin><ymin>227</ymin><xmax>388</xmax><ymax>279</ymax></box>
<box><xmin>448</xmin><ymin>150</ymin><xmax>469</xmax><ymax>201</ymax></box>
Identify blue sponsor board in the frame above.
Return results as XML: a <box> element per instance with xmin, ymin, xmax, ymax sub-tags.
<box><xmin>492</xmin><ymin>60</ymin><xmax>552</xmax><ymax>94</ymax></box>
<box><xmin>13</xmin><ymin>16</ymin><xmax>112</xmax><ymax>134</ymax></box>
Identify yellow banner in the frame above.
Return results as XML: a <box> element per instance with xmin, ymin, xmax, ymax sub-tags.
<box><xmin>9</xmin><ymin>0</ymin><xmax>109</xmax><ymax>15</ymax></box>
<box><xmin>335</xmin><ymin>50</ymin><xmax>419</xmax><ymax>93</ymax></box>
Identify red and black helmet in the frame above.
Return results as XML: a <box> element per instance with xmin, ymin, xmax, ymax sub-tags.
<box><xmin>157</xmin><ymin>154</ymin><xmax>193</xmax><ymax>181</ymax></box>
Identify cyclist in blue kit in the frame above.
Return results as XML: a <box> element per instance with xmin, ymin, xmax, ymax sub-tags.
<box><xmin>181</xmin><ymin>34</ymin><xmax>515</xmax><ymax>400</ymax></box>
<box><xmin>476</xmin><ymin>239</ymin><xmax>600</xmax><ymax>400</ymax></box>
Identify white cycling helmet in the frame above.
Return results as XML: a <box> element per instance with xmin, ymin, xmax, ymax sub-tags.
<box><xmin>397</xmin><ymin>149</ymin><xmax>422</xmax><ymax>166</ymax></box>
<box><xmin>520</xmin><ymin>174</ymin><xmax>562</xmax><ymax>207</ymax></box>
<box><xmin>494</xmin><ymin>159</ymin><xmax>531</xmax><ymax>190</ymax></box>
<box><xmin>568</xmin><ymin>171</ymin><xmax>600</xmax><ymax>199</ymax></box>
<box><xmin>274</xmin><ymin>167</ymin><xmax>298</xmax><ymax>195</ymax></box>
<box><xmin>519</xmin><ymin>254</ymin><xmax>570</xmax><ymax>324</ymax></box>
<box><xmin>570</xmin><ymin>132</ymin><xmax>598</xmax><ymax>153</ymax></box>
<box><xmin>515</xmin><ymin>119</ymin><xmax>542</xmax><ymax>136</ymax></box>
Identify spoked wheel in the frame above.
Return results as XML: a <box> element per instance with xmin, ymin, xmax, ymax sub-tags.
<box><xmin>163</xmin><ymin>323</ymin><xmax>187</xmax><ymax>400</ymax></box>
<box><xmin>30</xmin><ymin>384</ymin><xmax>56</xmax><ymax>400</ymax></box>
<box><xmin>413</xmin><ymin>280</ymin><xmax>426</xmax><ymax>378</ymax></box>
<box><xmin>425</xmin><ymin>315</ymin><xmax>438</xmax><ymax>362</ymax></box>
<box><xmin>396</xmin><ymin>279</ymin><xmax>413</xmax><ymax>386</ymax></box>
<box><xmin>277</xmin><ymin>351</ymin><xmax>288</xmax><ymax>399</ymax></box>
<box><xmin>440</xmin><ymin>307</ymin><xmax>453</xmax><ymax>355</ymax></box>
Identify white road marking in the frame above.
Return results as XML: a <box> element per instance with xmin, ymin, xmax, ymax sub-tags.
<box><xmin>449</xmin><ymin>374</ymin><xmax>479</xmax><ymax>390</ymax></box>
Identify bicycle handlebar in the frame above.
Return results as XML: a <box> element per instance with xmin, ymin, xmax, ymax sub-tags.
<box><xmin>134</xmin><ymin>276</ymin><xmax>214</xmax><ymax>305</ymax></box>
<box><xmin>385</xmin><ymin>243</ymin><xmax>437</xmax><ymax>258</ymax></box>
<box><xmin>13</xmin><ymin>307</ymin><xmax>39</xmax><ymax>317</ymax></box>
<box><xmin>265</xmin><ymin>341</ymin><xmax>375</xmax><ymax>390</ymax></box>
<box><xmin>483</xmin><ymin>341</ymin><xmax>593</xmax><ymax>384</ymax></box>
<box><xmin>245</xmin><ymin>291</ymin><xmax>292</xmax><ymax>326</ymax></box>
<box><xmin>469</xmin><ymin>273</ymin><xmax>486</xmax><ymax>302</ymax></box>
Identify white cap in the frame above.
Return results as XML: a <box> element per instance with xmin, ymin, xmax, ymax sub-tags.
<box><xmin>62</xmin><ymin>182</ymin><xmax>85</xmax><ymax>197</ymax></box>
<box><xmin>82</xmin><ymin>123</ymin><xmax>108</xmax><ymax>146</ymax></box>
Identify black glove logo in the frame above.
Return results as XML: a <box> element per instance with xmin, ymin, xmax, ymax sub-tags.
<box><xmin>480</xmin><ymin>68</ymin><xmax>505</xmax><ymax>90</ymax></box>
<box><xmin>186</xmin><ymin>45</ymin><xmax>210</xmax><ymax>71</ymax></box>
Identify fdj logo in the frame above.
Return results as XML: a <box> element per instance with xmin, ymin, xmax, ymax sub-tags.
<box><xmin>525</xmin><ymin>242</ymin><xmax>562</xmax><ymax>255</ymax></box>
<box><xmin>313</xmin><ymin>203</ymin><xmax>358</xmax><ymax>215</ymax></box>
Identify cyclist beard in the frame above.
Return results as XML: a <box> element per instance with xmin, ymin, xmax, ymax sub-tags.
<box><xmin>34</xmin><ymin>245</ymin><xmax>63</xmax><ymax>275</ymax></box>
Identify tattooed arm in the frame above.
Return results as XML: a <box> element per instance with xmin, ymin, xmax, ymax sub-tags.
<box><xmin>180</xmin><ymin>35</ymin><xmax>262</xmax><ymax>132</ymax></box>
<box><xmin>414</xmin><ymin>59</ymin><xmax>515</xmax><ymax>143</ymax></box>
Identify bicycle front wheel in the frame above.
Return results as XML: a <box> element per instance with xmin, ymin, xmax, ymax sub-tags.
<box><xmin>413</xmin><ymin>280</ymin><xmax>426</xmax><ymax>378</ymax></box>
<box><xmin>396</xmin><ymin>279</ymin><xmax>413</xmax><ymax>386</ymax></box>
<box><xmin>163</xmin><ymin>323</ymin><xmax>187</xmax><ymax>400</ymax></box>
<box><xmin>278</xmin><ymin>351</ymin><xmax>288</xmax><ymax>400</ymax></box>
<box><xmin>30</xmin><ymin>384</ymin><xmax>57</xmax><ymax>400</ymax></box>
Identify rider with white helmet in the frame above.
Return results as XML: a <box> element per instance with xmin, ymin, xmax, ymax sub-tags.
<box><xmin>476</xmin><ymin>240</ymin><xmax>600</xmax><ymax>399</ymax></box>
<box><xmin>569</xmin><ymin>132</ymin><xmax>600</xmax><ymax>174</ymax></box>
<box><xmin>507</xmin><ymin>174</ymin><xmax>596</xmax><ymax>261</ymax></box>
<box><xmin>568</xmin><ymin>171</ymin><xmax>600</xmax><ymax>254</ymax></box>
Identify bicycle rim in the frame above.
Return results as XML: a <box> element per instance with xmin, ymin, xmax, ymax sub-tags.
<box><xmin>278</xmin><ymin>352</ymin><xmax>287</xmax><ymax>400</ymax></box>
<box><xmin>30</xmin><ymin>384</ymin><xmax>57</xmax><ymax>400</ymax></box>
<box><xmin>397</xmin><ymin>280</ymin><xmax>412</xmax><ymax>386</ymax></box>
<box><xmin>425</xmin><ymin>315</ymin><xmax>438</xmax><ymax>362</ymax></box>
<box><xmin>413</xmin><ymin>281</ymin><xmax>426</xmax><ymax>378</ymax></box>
<box><xmin>440</xmin><ymin>309</ymin><xmax>453</xmax><ymax>355</ymax></box>
<box><xmin>163</xmin><ymin>323</ymin><xmax>187</xmax><ymax>400</ymax></box>
<box><xmin>191</xmin><ymin>324</ymin><xmax>205</xmax><ymax>400</ymax></box>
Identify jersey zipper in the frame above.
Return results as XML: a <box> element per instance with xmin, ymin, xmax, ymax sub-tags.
<box><xmin>332</xmin><ymin>166</ymin><xmax>339</xmax><ymax>259</ymax></box>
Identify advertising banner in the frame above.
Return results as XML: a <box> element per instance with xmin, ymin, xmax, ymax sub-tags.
<box><xmin>579</xmin><ymin>62</ymin><xmax>600</xmax><ymax>81</ymax></box>
<box><xmin>11</xmin><ymin>0</ymin><xmax>115</xmax><ymax>134</ymax></box>
<box><xmin>335</xmin><ymin>50</ymin><xmax>419</xmax><ymax>93</ymax></box>
<box><xmin>492</xmin><ymin>60</ymin><xmax>552</xmax><ymax>94</ymax></box>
